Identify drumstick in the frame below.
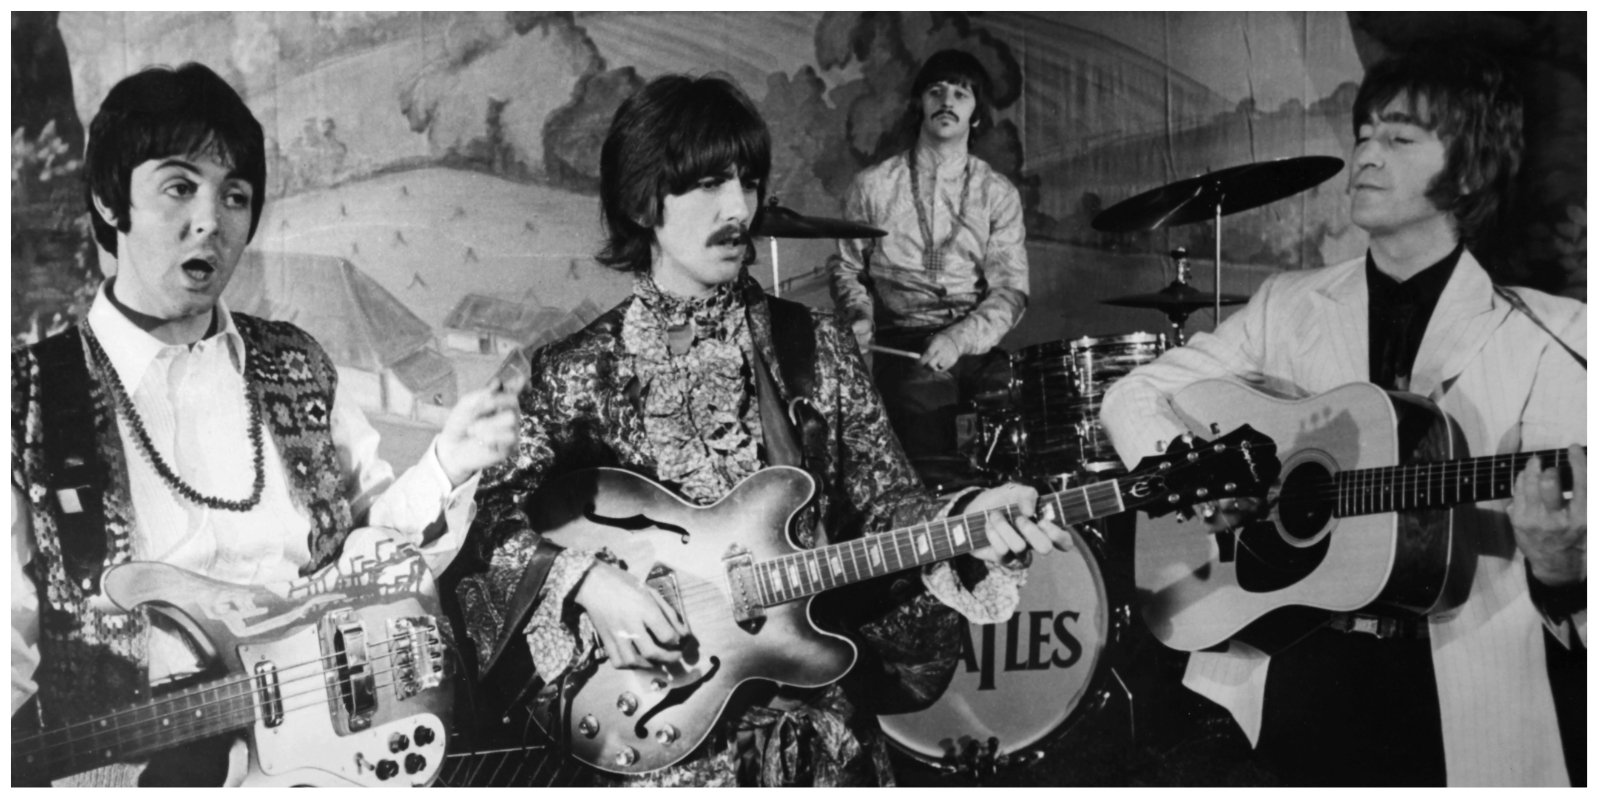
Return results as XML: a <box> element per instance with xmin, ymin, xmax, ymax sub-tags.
<box><xmin>869</xmin><ymin>344</ymin><xmax>922</xmax><ymax>360</ymax></box>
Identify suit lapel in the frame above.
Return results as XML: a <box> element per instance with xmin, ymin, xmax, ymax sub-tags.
<box><xmin>1307</xmin><ymin>259</ymin><xmax>1370</xmax><ymax>386</ymax></box>
<box><xmin>1408</xmin><ymin>252</ymin><xmax>1509</xmax><ymax>399</ymax></box>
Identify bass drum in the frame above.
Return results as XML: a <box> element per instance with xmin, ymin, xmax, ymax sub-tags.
<box><xmin>878</xmin><ymin>521</ymin><xmax>1124</xmax><ymax>771</ymax></box>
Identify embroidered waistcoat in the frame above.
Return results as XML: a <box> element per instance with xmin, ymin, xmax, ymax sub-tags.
<box><xmin>10</xmin><ymin>314</ymin><xmax>351</xmax><ymax>728</ymax></box>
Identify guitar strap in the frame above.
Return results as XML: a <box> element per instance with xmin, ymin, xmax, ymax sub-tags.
<box><xmin>752</xmin><ymin>296</ymin><xmax>830</xmax><ymax>542</ymax></box>
<box><xmin>1493</xmin><ymin>283</ymin><xmax>1587</xmax><ymax>369</ymax></box>
<box><xmin>31</xmin><ymin>326</ymin><xmax>113</xmax><ymax>592</ymax></box>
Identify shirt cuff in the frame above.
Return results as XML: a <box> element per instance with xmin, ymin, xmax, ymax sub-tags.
<box><xmin>523</xmin><ymin>548</ymin><xmax>602</xmax><ymax>681</ymax></box>
<box><xmin>922</xmin><ymin>558</ymin><xmax>1027</xmax><ymax>624</ymax></box>
<box><xmin>920</xmin><ymin>486</ymin><xmax>1028</xmax><ymax>624</ymax></box>
<box><xmin>1526</xmin><ymin>560</ymin><xmax>1585</xmax><ymax>647</ymax></box>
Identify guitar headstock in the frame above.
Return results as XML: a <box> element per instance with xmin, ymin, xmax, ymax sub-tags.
<box><xmin>1122</xmin><ymin>424</ymin><xmax>1279</xmax><ymax>518</ymax></box>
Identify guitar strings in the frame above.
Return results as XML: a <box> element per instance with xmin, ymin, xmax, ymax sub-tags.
<box><xmin>17</xmin><ymin>637</ymin><xmax>421</xmax><ymax>768</ymax></box>
<box><xmin>21</xmin><ymin>658</ymin><xmax>421</xmax><ymax>774</ymax></box>
<box><xmin>17</xmin><ymin>628</ymin><xmax>436</xmax><ymax>769</ymax></box>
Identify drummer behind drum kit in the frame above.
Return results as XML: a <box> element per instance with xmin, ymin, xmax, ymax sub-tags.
<box><xmin>754</xmin><ymin>157</ymin><xmax>1341</xmax><ymax>777</ymax></box>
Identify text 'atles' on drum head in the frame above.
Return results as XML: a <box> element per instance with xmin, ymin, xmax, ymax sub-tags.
<box><xmin>877</xmin><ymin>525</ymin><xmax>1110</xmax><ymax>762</ymax></box>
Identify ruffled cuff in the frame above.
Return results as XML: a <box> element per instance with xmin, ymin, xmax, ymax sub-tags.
<box><xmin>922</xmin><ymin>557</ymin><xmax>1028</xmax><ymax>625</ymax></box>
<box><xmin>523</xmin><ymin>547</ymin><xmax>602</xmax><ymax>681</ymax></box>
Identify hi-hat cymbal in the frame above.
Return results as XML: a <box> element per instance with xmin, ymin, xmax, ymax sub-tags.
<box><xmin>753</xmin><ymin>204</ymin><xmax>887</xmax><ymax>239</ymax></box>
<box><xmin>1101</xmin><ymin>282</ymin><xmax>1251</xmax><ymax>312</ymax></box>
<box><xmin>1092</xmin><ymin>156</ymin><xmax>1344</xmax><ymax>233</ymax></box>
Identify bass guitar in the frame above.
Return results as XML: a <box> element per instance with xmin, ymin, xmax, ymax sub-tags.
<box><xmin>1135</xmin><ymin>379</ymin><xmax>1579</xmax><ymax>653</ymax></box>
<box><xmin>12</xmin><ymin>543</ymin><xmax>453</xmax><ymax>786</ymax></box>
<box><xmin>529</xmin><ymin>426</ymin><xmax>1276</xmax><ymax>774</ymax></box>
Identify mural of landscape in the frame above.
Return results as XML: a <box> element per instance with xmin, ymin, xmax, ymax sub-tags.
<box><xmin>12</xmin><ymin>11</ymin><xmax>1586</xmax><ymax>465</ymax></box>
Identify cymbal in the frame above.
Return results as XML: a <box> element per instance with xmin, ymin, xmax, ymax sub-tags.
<box><xmin>753</xmin><ymin>204</ymin><xmax>886</xmax><ymax>239</ymax></box>
<box><xmin>1101</xmin><ymin>282</ymin><xmax>1251</xmax><ymax>312</ymax></box>
<box><xmin>1091</xmin><ymin>156</ymin><xmax>1344</xmax><ymax>233</ymax></box>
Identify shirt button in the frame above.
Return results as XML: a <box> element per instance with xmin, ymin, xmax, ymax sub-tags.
<box><xmin>81</xmin><ymin>577</ymin><xmax>94</xmax><ymax>591</ymax></box>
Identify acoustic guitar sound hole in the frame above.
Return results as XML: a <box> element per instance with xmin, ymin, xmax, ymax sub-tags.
<box><xmin>1276</xmin><ymin>461</ymin><xmax>1334</xmax><ymax>543</ymax></box>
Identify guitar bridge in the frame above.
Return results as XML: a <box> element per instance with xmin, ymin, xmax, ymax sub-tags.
<box><xmin>722</xmin><ymin>546</ymin><xmax>765</xmax><ymax>625</ymax></box>
<box><xmin>389</xmin><ymin>616</ymin><xmax>446</xmax><ymax>701</ymax></box>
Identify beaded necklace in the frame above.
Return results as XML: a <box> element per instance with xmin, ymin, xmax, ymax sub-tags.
<box><xmin>908</xmin><ymin>149</ymin><xmax>973</xmax><ymax>273</ymax></box>
<box><xmin>81</xmin><ymin>322</ymin><xmax>267</xmax><ymax>512</ymax></box>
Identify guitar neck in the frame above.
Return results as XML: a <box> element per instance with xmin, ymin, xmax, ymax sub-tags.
<box><xmin>755</xmin><ymin>478</ymin><xmax>1130</xmax><ymax>605</ymax></box>
<box><xmin>1335</xmin><ymin>447</ymin><xmax>1576</xmax><ymax>516</ymax></box>
<box><xmin>16</xmin><ymin>671</ymin><xmax>257</xmax><ymax>781</ymax></box>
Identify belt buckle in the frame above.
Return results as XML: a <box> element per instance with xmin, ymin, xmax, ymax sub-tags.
<box><xmin>1349</xmin><ymin>615</ymin><xmax>1384</xmax><ymax>637</ymax></box>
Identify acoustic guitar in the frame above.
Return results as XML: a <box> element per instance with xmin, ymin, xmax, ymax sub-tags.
<box><xmin>1135</xmin><ymin>379</ymin><xmax>1579</xmax><ymax>653</ymax></box>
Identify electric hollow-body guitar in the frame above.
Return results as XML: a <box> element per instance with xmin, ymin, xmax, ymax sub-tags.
<box><xmin>12</xmin><ymin>543</ymin><xmax>453</xmax><ymax>787</ymax></box>
<box><xmin>1135</xmin><ymin>379</ymin><xmax>1580</xmax><ymax>654</ymax></box>
<box><xmin>528</xmin><ymin>426</ymin><xmax>1277</xmax><ymax>775</ymax></box>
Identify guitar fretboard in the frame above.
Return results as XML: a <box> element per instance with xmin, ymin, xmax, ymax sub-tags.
<box><xmin>755</xmin><ymin>479</ymin><xmax>1128</xmax><ymax>605</ymax></box>
<box><xmin>1335</xmin><ymin>447</ymin><xmax>1573</xmax><ymax>516</ymax></box>
<box><xmin>16</xmin><ymin>675</ymin><xmax>256</xmax><ymax>780</ymax></box>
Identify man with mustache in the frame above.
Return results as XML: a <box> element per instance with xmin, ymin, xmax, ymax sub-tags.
<box><xmin>1099</xmin><ymin>49</ymin><xmax>1585</xmax><ymax>786</ymax></box>
<box><xmin>828</xmin><ymin>49</ymin><xmax>1029</xmax><ymax>478</ymax></box>
<box><xmin>11</xmin><ymin>62</ymin><xmax>523</xmax><ymax>785</ymax></box>
<box><xmin>451</xmin><ymin>73</ymin><xmax>1072</xmax><ymax>786</ymax></box>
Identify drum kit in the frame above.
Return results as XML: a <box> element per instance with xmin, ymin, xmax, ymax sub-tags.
<box><xmin>754</xmin><ymin>156</ymin><xmax>1341</xmax><ymax>777</ymax></box>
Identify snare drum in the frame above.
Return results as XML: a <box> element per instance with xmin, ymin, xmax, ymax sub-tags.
<box><xmin>878</xmin><ymin>523</ymin><xmax>1121</xmax><ymax>768</ymax></box>
<box><xmin>1012</xmin><ymin>332</ymin><xmax>1166</xmax><ymax>475</ymax></box>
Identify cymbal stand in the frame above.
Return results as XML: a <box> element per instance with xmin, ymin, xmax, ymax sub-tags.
<box><xmin>1164</xmin><ymin>247</ymin><xmax>1195</xmax><ymax>346</ymax></box>
<box><xmin>1211</xmin><ymin>192</ymin><xmax>1223</xmax><ymax>328</ymax></box>
<box><xmin>764</xmin><ymin>196</ymin><xmax>783</xmax><ymax>297</ymax></box>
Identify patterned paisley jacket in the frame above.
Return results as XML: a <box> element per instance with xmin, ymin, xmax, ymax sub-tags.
<box><xmin>450</xmin><ymin>281</ymin><xmax>967</xmax><ymax>785</ymax></box>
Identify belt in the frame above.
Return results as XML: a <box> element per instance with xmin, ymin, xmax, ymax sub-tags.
<box><xmin>1327</xmin><ymin>612</ymin><xmax>1430</xmax><ymax>640</ymax></box>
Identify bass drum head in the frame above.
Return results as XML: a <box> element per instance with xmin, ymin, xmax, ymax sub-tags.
<box><xmin>877</xmin><ymin>524</ymin><xmax>1112</xmax><ymax>764</ymax></box>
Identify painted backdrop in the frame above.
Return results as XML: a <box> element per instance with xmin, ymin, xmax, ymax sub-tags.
<box><xmin>12</xmin><ymin>11</ymin><xmax>1586</xmax><ymax>461</ymax></box>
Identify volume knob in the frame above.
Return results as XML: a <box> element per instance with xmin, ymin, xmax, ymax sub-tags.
<box><xmin>614</xmin><ymin>746</ymin><xmax>639</xmax><ymax>767</ymax></box>
<box><xmin>654</xmin><ymin>724</ymin><xmax>679</xmax><ymax>744</ymax></box>
<box><xmin>577</xmin><ymin>714</ymin><xmax>600</xmax><ymax>738</ymax></box>
<box><xmin>617</xmin><ymin>692</ymin><xmax>639</xmax><ymax>715</ymax></box>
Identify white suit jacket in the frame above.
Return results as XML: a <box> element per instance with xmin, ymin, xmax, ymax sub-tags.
<box><xmin>1100</xmin><ymin>251</ymin><xmax>1587</xmax><ymax>786</ymax></box>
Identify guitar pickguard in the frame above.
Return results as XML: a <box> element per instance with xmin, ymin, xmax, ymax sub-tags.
<box><xmin>22</xmin><ymin>547</ymin><xmax>456</xmax><ymax>786</ymax></box>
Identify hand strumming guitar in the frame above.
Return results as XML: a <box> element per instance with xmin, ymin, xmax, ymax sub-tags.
<box><xmin>574</xmin><ymin>561</ymin><xmax>691</xmax><ymax>670</ymax></box>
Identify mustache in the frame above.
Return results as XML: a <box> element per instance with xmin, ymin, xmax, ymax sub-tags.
<box><xmin>706</xmin><ymin>224</ymin><xmax>750</xmax><ymax>248</ymax></box>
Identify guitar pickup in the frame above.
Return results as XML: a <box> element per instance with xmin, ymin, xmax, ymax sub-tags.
<box><xmin>645</xmin><ymin>566</ymin><xmax>687</xmax><ymax>631</ymax></box>
<box><xmin>722</xmin><ymin>547</ymin><xmax>765</xmax><ymax>625</ymax></box>
<box><xmin>254</xmin><ymin>660</ymin><xmax>284</xmax><ymax>728</ymax></box>
<box><xmin>322</xmin><ymin>607</ymin><xmax>377</xmax><ymax>731</ymax></box>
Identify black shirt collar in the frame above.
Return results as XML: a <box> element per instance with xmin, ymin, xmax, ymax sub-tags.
<box><xmin>1366</xmin><ymin>242</ymin><xmax>1464</xmax><ymax>307</ymax></box>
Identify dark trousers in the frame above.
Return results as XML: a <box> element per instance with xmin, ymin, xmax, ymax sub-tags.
<box><xmin>1254</xmin><ymin>625</ymin><xmax>1584</xmax><ymax>786</ymax></box>
<box><xmin>1256</xmin><ymin>629</ymin><xmax>1446</xmax><ymax>786</ymax></box>
<box><xmin>871</xmin><ymin>329</ymin><xmax>1007</xmax><ymax>465</ymax></box>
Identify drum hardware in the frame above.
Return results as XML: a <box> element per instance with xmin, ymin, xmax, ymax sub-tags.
<box><xmin>878</xmin><ymin>519</ymin><xmax>1126</xmax><ymax>777</ymax></box>
<box><xmin>1101</xmin><ymin>248</ymin><xmax>1250</xmax><ymax>346</ymax></box>
<box><xmin>1091</xmin><ymin>155</ymin><xmax>1343</xmax><ymax>329</ymax></box>
<box><xmin>751</xmin><ymin>195</ymin><xmax>886</xmax><ymax>297</ymax></box>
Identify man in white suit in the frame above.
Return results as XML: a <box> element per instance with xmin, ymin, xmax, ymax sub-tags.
<box><xmin>1100</xmin><ymin>49</ymin><xmax>1585</xmax><ymax>786</ymax></box>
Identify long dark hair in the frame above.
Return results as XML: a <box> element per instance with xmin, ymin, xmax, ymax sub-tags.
<box><xmin>596</xmin><ymin>74</ymin><xmax>771</xmax><ymax>274</ymax></box>
<box><xmin>1353</xmin><ymin>48</ymin><xmax>1523</xmax><ymax>246</ymax></box>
